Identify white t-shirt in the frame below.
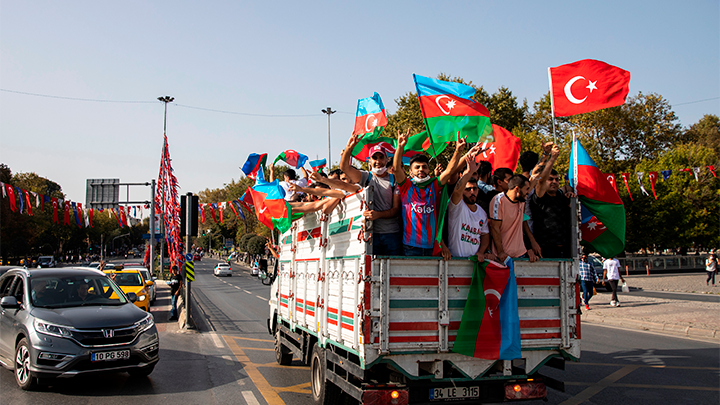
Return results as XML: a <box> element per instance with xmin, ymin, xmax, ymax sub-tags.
<box><xmin>603</xmin><ymin>258</ymin><xmax>621</xmax><ymax>280</ymax></box>
<box><xmin>280</xmin><ymin>178</ymin><xmax>308</xmax><ymax>201</ymax></box>
<box><xmin>447</xmin><ymin>199</ymin><xmax>490</xmax><ymax>257</ymax></box>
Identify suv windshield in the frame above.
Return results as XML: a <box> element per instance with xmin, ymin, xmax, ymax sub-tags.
<box><xmin>39</xmin><ymin>257</ymin><xmax>53</xmax><ymax>264</ymax></box>
<box><xmin>113</xmin><ymin>273</ymin><xmax>143</xmax><ymax>286</ymax></box>
<box><xmin>31</xmin><ymin>275</ymin><xmax>128</xmax><ymax>308</ymax></box>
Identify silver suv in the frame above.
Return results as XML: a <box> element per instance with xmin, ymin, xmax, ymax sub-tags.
<box><xmin>0</xmin><ymin>267</ymin><xmax>159</xmax><ymax>390</ymax></box>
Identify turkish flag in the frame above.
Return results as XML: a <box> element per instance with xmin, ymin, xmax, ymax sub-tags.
<box><xmin>549</xmin><ymin>59</ymin><xmax>631</xmax><ymax>117</ymax></box>
<box><xmin>474</xmin><ymin>124</ymin><xmax>521</xmax><ymax>172</ymax></box>
<box><xmin>604</xmin><ymin>173</ymin><xmax>618</xmax><ymax>195</ymax></box>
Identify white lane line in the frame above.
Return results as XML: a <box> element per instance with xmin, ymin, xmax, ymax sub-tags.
<box><xmin>244</xmin><ymin>290</ymin><xmax>252</xmax><ymax>294</ymax></box>
<box><xmin>209</xmin><ymin>332</ymin><xmax>224</xmax><ymax>348</ymax></box>
<box><xmin>242</xmin><ymin>391</ymin><xmax>261</xmax><ymax>405</ymax></box>
<box><xmin>235</xmin><ymin>286</ymin><xmax>242</xmax><ymax>289</ymax></box>
<box><xmin>255</xmin><ymin>295</ymin><xmax>266</xmax><ymax>300</ymax></box>
<box><xmin>222</xmin><ymin>355</ymin><xmax>234</xmax><ymax>362</ymax></box>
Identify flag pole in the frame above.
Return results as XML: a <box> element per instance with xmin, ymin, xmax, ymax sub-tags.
<box><xmin>412</xmin><ymin>74</ymin><xmax>441</xmax><ymax>164</ymax></box>
<box><xmin>548</xmin><ymin>67</ymin><xmax>558</xmax><ymax>145</ymax></box>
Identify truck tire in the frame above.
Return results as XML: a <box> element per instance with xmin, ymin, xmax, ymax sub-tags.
<box><xmin>310</xmin><ymin>343</ymin><xmax>341</xmax><ymax>405</ymax></box>
<box><xmin>275</xmin><ymin>331</ymin><xmax>293</xmax><ymax>365</ymax></box>
<box><xmin>14</xmin><ymin>338</ymin><xmax>37</xmax><ymax>390</ymax></box>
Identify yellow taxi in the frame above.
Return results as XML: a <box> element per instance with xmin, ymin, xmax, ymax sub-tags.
<box><xmin>104</xmin><ymin>269</ymin><xmax>154</xmax><ymax>311</ymax></box>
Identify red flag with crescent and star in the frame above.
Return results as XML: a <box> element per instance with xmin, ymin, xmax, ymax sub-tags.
<box><xmin>648</xmin><ymin>171</ymin><xmax>658</xmax><ymax>199</ymax></box>
<box><xmin>620</xmin><ymin>173</ymin><xmax>633</xmax><ymax>201</ymax></box>
<box><xmin>549</xmin><ymin>59</ymin><xmax>631</xmax><ymax>117</ymax></box>
<box><xmin>474</xmin><ymin>124</ymin><xmax>521</xmax><ymax>172</ymax></box>
<box><xmin>604</xmin><ymin>173</ymin><xmax>618</xmax><ymax>195</ymax></box>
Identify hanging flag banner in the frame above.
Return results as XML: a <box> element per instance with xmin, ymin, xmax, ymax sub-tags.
<box><xmin>621</xmin><ymin>173</ymin><xmax>633</xmax><ymax>201</ymax></box>
<box><xmin>648</xmin><ymin>172</ymin><xmax>658</xmax><ymax>200</ymax></box>
<box><xmin>661</xmin><ymin>170</ymin><xmax>672</xmax><ymax>181</ymax></box>
<box><xmin>604</xmin><ymin>173</ymin><xmax>618</xmax><ymax>195</ymax></box>
<box><xmin>636</xmin><ymin>172</ymin><xmax>649</xmax><ymax>196</ymax></box>
<box><xmin>692</xmin><ymin>167</ymin><xmax>701</xmax><ymax>182</ymax></box>
<box><xmin>708</xmin><ymin>166</ymin><xmax>717</xmax><ymax>178</ymax></box>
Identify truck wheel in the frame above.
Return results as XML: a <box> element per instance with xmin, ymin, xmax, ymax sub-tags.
<box><xmin>310</xmin><ymin>343</ymin><xmax>341</xmax><ymax>405</ymax></box>
<box><xmin>275</xmin><ymin>331</ymin><xmax>293</xmax><ymax>365</ymax></box>
<box><xmin>15</xmin><ymin>338</ymin><xmax>37</xmax><ymax>390</ymax></box>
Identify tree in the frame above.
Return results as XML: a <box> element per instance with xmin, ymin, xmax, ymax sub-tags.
<box><xmin>239</xmin><ymin>233</ymin><xmax>255</xmax><ymax>252</ymax></box>
<box><xmin>684</xmin><ymin>114</ymin><xmax>720</xmax><ymax>157</ymax></box>
<box><xmin>247</xmin><ymin>235</ymin><xmax>267</xmax><ymax>256</ymax></box>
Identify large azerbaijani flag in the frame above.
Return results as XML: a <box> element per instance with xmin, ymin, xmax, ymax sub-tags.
<box><xmin>569</xmin><ymin>138</ymin><xmax>626</xmax><ymax>257</ymax></box>
<box><xmin>247</xmin><ymin>167</ymin><xmax>293</xmax><ymax>233</ymax></box>
<box><xmin>452</xmin><ymin>258</ymin><xmax>521</xmax><ymax>360</ymax></box>
<box><xmin>273</xmin><ymin>150</ymin><xmax>308</xmax><ymax>169</ymax></box>
<box><xmin>413</xmin><ymin>74</ymin><xmax>492</xmax><ymax>156</ymax></box>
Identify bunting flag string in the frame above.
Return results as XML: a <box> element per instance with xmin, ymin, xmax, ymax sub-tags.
<box><xmin>648</xmin><ymin>172</ymin><xmax>658</xmax><ymax>200</ymax></box>
<box><xmin>636</xmin><ymin>172</ymin><xmax>649</xmax><ymax>196</ymax></box>
<box><xmin>621</xmin><ymin>173</ymin><xmax>633</xmax><ymax>201</ymax></box>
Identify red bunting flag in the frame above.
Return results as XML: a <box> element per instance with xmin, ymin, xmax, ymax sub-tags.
<box><xmin>200</xmin><ymin>204</ymin><xmax>206</xmax><ymax>223</ymax></box>
<box><xmin>549</xmin><ymin>59</ymin><xmax>631</xmax><ymax>117</ymax></box>
<box><xmin>51</xmin><ymin>198</ymin><xmax>59</xmax><ymax>223</ymax></box>
<box><xmin>23</xmin><ymin>190</ymin><xmax>33</xmax><ymax>216</ymax></box>
<box><xmin>63</xmin><ymin>201</ymin><xmax>71</xmax><ymax>225</ymax></box>
<box><xmin>219</xmin><ymin>203</ymin><xmax>224</xmax><ymax>224</ymax></box>
<box><xmin>648</xmin><ymin>172</ymin><xmax>658</xmax><ymax>199</ymax></box>
<box><xmin>208</xmin><ymin>204</ymin><xmax>217</xmax><ymax>222</ymax></box>
<box><xmin>228</xmin><ymin>200</ymin><xmax>240</xmax><ymax>218</ymax></box>
<box><xmin>604</xmin><ymin>173</ymin><xmax>618</xmax><ymax>195</ymax></box>
<box><xmin>4</xmin><ymin>184</ymin><xmax>17</xmax><ymax>212</ymax></box>
<box><xmin>88</xmin><ymin>208</ymin><xmax>94</xmax><ymax>228</ymax></box>
<box><xmin>621</xmin><ymin>173</ymin><xmax>633</xmax><ymax>201</ymax></box>
<box><xmin>708</xmin><ymin>166</ymin><xmax>717</xmax><ymax>178</ymax></box>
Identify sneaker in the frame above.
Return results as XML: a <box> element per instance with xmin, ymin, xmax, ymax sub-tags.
<box><xmin>585</xmin><ymin>305</ymin><xmax>590</xmax><ymax>310</ymax></box>
<box><xmin>610</xmin><ymin>301</ymin><xmax>617</xmax><ymax>307</ymax></box>
<box><xmin>615</xmin><ymin>302</ymin><xmax>621</xmax><ymax>307</ymax></box>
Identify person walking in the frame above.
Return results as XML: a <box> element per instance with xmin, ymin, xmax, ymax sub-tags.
<box><xmin>168</xmin><ymin>266</ymin><xmax>183</xmax><ymax>321</ymax></box>
<box><xmin>706</xmin><ymin>252</ymin><xmax>717</xmax><ymax>287</ymax></box>
<box><xmin>602</xmin><ymin>256</ymin><xmax>625</xmax><ymax>307</ymax></box>
<box><xmin>578</xmin><ymin>253</ymin><xmax>598</xmax><ymax>310</ymax></box>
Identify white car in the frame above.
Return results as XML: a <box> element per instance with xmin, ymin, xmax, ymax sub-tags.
<box><xmin>214</xmin><ymin>264</ymin><xmax>232</xmax><ymax>277</ymax></box>
<box><xmin>135</xmin><ymin>267</ymin><xmax>157</xmax><ymax>304</ymax></box>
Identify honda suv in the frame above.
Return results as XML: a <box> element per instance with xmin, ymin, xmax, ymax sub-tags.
<box><xmin>0</xmin><ymin>267</ymin><xmax>159</xmax><ymax>390</ymax></box>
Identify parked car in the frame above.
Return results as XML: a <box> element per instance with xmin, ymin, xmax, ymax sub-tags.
<box><xmin>252</xmin><ymin>259</ymin><xmax>267</xmax><ymax>277</ymax></box>
<box><xmin>104</xmin><ymin>270</ymin><xmax>154</xmax><ymax>311</ymax></box>
<box><xmin>36</xmin><ymin>256</ymin><xmax>56</xmax><ymax>268</ymax></box>
<box><xmin>193</xmin><ymin>254</ymin><xmax>201</xmax><ymax>261</ymax></box>
<box><xmin>128</xmin><ymin>267</ymin><xmax>156</xmax><ymax>304</ymax></box>
<box><xmin>213</xmin><ymin>264</ymin><xmax>232</xmax><ymax>277</ymax></box>
<box><xmin>0</xmin><ymin>267</ymin><xmax>159</xmax><ymax>390</ymax></box>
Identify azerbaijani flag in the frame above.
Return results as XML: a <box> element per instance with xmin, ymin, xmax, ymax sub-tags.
<box><xmin>241</xmin><ymin>153</ymin><xmax>267</xmax><ymax>180</ymax></box>
<box><xmin>351</xmin><ymin>135</ymin><xmax>398</xmax><ymax>162</ymax></box>
<box><xmin>274</xmin><ymin>150</ymin><xmax>308</xmax><ymax>169</ymax></box>
<box><xmin>248</xmin><ymin>167</ymin><xmax>293</xmax><ymax>233</ymax></box>
<box><xmin>309</xmin><ymin>158</ymin><xmax>327</xmax><ymax>172</ymax></box>
<box><xmin>569</xmin><ymin>138</ymin><xmax>626</xmax><ymax>257</ymax></box>
<box><xmin>413</xmin><ymin>74</ymin><xmax>492</xmax><ymax>155</ymax></box>
<box><xmin>453</xmin><ymin>258</ymin><xmax>521</xmax><ymax>360</ymax></box>
<box><xmin>352</xmin><ymin>92</ymin><xmax>388</xmax><ymax>136</ymax></box>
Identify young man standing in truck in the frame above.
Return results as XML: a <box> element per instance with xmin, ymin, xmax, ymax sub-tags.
<box><xmin>393</xmin><ymin>129</ymin><xmax>478</xmax><ymax>256</ymax></box>
<box><xmin>341</xmin><ymin>136</ymin><xmax>402</xmax><ymax>255</ymax></box>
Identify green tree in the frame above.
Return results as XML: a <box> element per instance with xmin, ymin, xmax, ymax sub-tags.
<box><xmin>247</xmin><ymin>235</ymin><xmax>267</xmax><ymax>256</ymax></box>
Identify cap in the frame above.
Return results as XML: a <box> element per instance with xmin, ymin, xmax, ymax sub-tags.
<box><xmin>368</xmin><ymin>145</ymin><xmax>387</xmax><ymax>158</ymax></box>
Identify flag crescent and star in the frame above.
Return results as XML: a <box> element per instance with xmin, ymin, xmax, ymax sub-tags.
<box><xmin>564</xmin><ymin>75</ymin><xmax>597</xmax><ymax>104</ymax></box>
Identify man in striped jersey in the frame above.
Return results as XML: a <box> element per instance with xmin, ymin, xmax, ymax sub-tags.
<box><xmin>393</xmin><ymin>129</ymin><xmax>476</xmax><ymax>257</ymax></box>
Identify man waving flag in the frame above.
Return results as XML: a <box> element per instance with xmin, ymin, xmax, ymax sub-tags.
<box><xmin>549</xmin><ymin>59</ymin><xmax>631</xmax><ymax>117</ymax></box>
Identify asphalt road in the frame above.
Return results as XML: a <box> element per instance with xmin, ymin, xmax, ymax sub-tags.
<box><xmin>2</xmin><ymin>258</ymin><xmax>718</xmax><ymax>404</ymax></box>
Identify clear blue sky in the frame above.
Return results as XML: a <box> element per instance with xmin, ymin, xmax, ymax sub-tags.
<box><xmin>1</xmin><ymin>0</ymin><xmax>718</xmax><ymax>206</ymax></box>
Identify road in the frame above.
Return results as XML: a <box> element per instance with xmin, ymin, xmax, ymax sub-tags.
<box><xmin>1</xmin><ymin>258</ymin><xmax>718</xmax><ymax>404</ymax></box>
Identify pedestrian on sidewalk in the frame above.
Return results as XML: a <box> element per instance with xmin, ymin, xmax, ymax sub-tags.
<box><xmin>706</xmin><ymin>252</ymin><xmax>717</xmax><ymax>286</ymax></box>
<box><xmin>602</xmin><ymin>256</ymin><xmax>625</xmax><ymax>307</ymax></box>
<box><xmin>579</xmin><ymin>253</ymin><xmax>598</xmax><ymax>310</ymax></box>
<box><xmin>168</xmin><ymin>266</ymin><xmax>183</xmax><ymax>321</ymax></box>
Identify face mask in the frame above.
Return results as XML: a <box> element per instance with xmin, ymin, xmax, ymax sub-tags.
<box><xmin>371</xmin><ymin>166</ymin><xmax>387</xmax><ymax>175</ymax></box>
<box><xmin>411</xmin><ymin>175</ymin><xmax>432</xmax><ymax>185</ymax></box>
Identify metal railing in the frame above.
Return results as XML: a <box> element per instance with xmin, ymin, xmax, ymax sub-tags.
<box><xmin>619</xmin><ymin>255</ymin><xmax>708</xmax><ymax>272</ymax></box>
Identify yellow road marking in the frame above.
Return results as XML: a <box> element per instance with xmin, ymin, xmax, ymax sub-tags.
<box><xmin>560</xmin><ymin>365</ymin><xmax>640</xmax><ymax>405</ymax></box>
<box><xmin>258</xmin><ymin>361</ymin><xmax>310</xmax><ymax>370</ymax></box>
<box><xmin>275</xmin><ymin>382</ymin><xmax>312</xmax><ymax>394</ymax></box>
<box><xmin>572</xmin><ymin>362</ymin><xmax>718</xmax><ymax>370</ymax></box>
<box><xmin>232</xmin><ymin>336</ymin><xmax>274</xmax><ymax>343</ymax></box>
<box><xmin>237</xmin><ymin>346</ymin><xmax>275</xmax><ymax>352</ymax></box>
<box><xmin>224</xmin><ymin>335</ymin><xmax>286</xmax><ymax>405</ymax></box>
<box><xmin>566</xmin><ymin>381</ymin><xmax>719</xmax><ymax>392</ymax></box>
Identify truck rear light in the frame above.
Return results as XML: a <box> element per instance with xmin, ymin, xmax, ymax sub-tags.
<box><xmin>362</xmin><ymin>388</ymin><xmax>408</xmax><ymax>405</ymax></box>
<box><xmin>504</xmin><ymin>381</ymin><xmax>546</xmax><ymax>400</ymax></box>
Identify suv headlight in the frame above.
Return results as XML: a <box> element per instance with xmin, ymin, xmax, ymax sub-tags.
<box><xmin>34</xmin><ymin>319</ymin><xmax>74</xmax><ymax>338</ymax></box>
<box><xmin>135</xmin><ymin>314</ymin><xmax>154</xmax><ymax>333</ymax></box>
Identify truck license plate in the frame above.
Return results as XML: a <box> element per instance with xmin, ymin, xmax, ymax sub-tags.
<box><xmin>429</xmin><ymin>386</ymin><xmax>479</xmax><ymax>401</ymax></box>
<box><xmin>91</xmin><ymin>350</ymin><xmax>130</xmax><ymax>362</ymax></box>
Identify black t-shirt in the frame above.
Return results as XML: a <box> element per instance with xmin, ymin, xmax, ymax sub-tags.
<box><xmin>169</xmin><ymin>274</ymin><xmax>183</xmax><ymax>295</ymax></box>
<box><xmin>529</xmin><ymin>190</ymin><xmax>570</xmax><ymax>247</ymax></box>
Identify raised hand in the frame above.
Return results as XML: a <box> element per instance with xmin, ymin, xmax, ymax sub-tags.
<box><xmin>397</xmin><ymin>128</ymin><xmax>411</xmax><ymax>148</ymax></box>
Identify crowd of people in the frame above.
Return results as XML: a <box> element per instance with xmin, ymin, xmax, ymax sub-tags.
<box><xmin>278</xmin><ymin>130</ymin><xmax>578</xmax><ymax>264</ymax></box>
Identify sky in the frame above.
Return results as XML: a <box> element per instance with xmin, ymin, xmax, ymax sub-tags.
<box><xmin>1</xmin><ymin>0</ymin><xmax>718</xmax><ymax>209</ymax></box>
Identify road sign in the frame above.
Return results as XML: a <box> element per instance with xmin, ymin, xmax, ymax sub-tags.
<box><xmin>185</xmin><ymin>253</ymin><xmax>193</xmax><ymax>261</ymax></box>
<box><xmin>185</xmin><ymin>260</ymin><xmax>195</xmax><ymax>281</ymax></box>
<box><xmin>142</xmin><ymin>233</ymin><xmax>164</xmax><ymax>240</ymax></box>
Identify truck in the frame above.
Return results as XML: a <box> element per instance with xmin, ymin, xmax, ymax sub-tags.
<box><xmin>266</xmin><ymin>188</ymin><xmax>581</xmax><ymax>404</ymax></box>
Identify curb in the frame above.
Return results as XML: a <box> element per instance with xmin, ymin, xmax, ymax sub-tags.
<box><xmin>582</xmin><ymin>313</ymin><xmax>719</xmax><ymax>341</ymax></box>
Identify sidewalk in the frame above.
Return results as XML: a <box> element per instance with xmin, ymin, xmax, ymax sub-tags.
<box><xmin>582</xmin><ymin>273</ymin><xmax>720</xmax><ymax>341</ymax></box>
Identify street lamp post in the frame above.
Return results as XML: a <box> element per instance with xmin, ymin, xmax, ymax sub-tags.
<box><xmin>321</xmin><ymin>106</ymin><xmax>336</xmax><ymax>168</ymax></box>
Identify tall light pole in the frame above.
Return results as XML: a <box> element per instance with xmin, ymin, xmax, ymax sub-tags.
<box><xmin>157</xmin><ymin>96</ymin><xmax>174</xmax><ymax>274</ymax></box>
<box><xmin>322</xmin><ymin>107</ymin><xmax>336</xmax><ymax>168</ymax></box>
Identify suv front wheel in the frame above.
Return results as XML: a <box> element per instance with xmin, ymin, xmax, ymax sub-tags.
<box><xmin>15</xmin><ymin>338</ymin><xmax>37</xmax><ymax>390</ymax></box>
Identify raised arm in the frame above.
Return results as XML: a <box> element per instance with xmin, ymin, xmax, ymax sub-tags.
<box><xmin>289</xmin><ymin>183</ymin><xmax>346</xmax><ymax>199</ymax></box>
<box><xmin>451</xmin><ymin>153</ymin><xmax>480</xmax><ymax>205</ymax></box>
<box><xmin>340</xmin><ymin>134</ymin><xmax>363</xmax><ymax>184</ymax></box>
<box><xmin>300</xmin><ymin>167</ymin><xmax>310</xmax><ymax>180</ymax></box>
<box><xmin>438</xmin><ymin>135</ymin><xmax>469</xmax><ymax>185</ymax></box>
<box><xmin>393</xmin><ymin>128</ymin><xmax>410</xmax><ymax>185</ymax></box>
<box><xmin>534</xmin><ymin>143</ymin><xmax>560</xmax><ymax>197</ymax></box>
<box><xmin>268</xmin><ymin>164</ymin><xmax>276</xmax><ymax>182</ymax></box>
<box><xmin>310</xmin><ymin>172</ymin><xmax>360</xmax><ymax>193</ymax></box>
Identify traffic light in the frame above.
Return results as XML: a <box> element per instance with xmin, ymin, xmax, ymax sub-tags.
<box><xmin>180</xmin><ymin>194</ymin><xmax>199</xmax><ymax>237</ymax></box>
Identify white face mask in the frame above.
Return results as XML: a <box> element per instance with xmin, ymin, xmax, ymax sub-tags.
<box><xmin>411</xmin><ymin>175</ymin><xmax>432</xmax><ymax>185</ymax></box>
<box><xmin>371</xmin><ymin>166</ymin><xmax>387</xmax><ymax>175</ymax></box>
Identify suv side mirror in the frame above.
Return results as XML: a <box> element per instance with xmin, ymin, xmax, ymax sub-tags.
<box><xmin>126</xmin><ymin>292</ymin><xmax>138</xmax><ymax>303</ymax></box>
<box><xmin>145</xmin><ymin>280</ymin><xmax>154</xmax><ymax>286</ymax></box>
<box><xmin>0</xmin><ymin>296</ymin><xmax>20</xmax><ymax>309</ymax></box>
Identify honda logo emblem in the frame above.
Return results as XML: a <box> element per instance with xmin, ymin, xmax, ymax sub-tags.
<box><xmin>102</xmin><ymin>329</ymin><xmax>115</xmax><ymax>338</ymax></box>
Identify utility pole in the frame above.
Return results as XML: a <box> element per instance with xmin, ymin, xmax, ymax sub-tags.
<box><xmin>322</xmin><ymin>106</ymin><xmax>336</xmax><ymax>168</ymax></box>
<box><xmin>149</xmin><ymin>179</ymin><xmax>156</xmax><ymax>275</ymax></box>
<box><xmin>157</xmin><ymin>96</ymin><xmax>174</xmax><ymax>276</ymax></box>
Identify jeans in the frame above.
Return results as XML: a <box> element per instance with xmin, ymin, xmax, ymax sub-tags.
<box><xmin>170</xmin><ymin>293</ymin><xmax>178</xmax><ymax>318</ymax></box>
<box><xmin>707</xmin><ymin>271</ymin><xmax>716</xmax><ymax>285</ymax></box>
<box><xmin>374</xmin><ymin>233</ymin><xmax>402</xmax><ymax>256</ymax></box>
<box><xmin>581</xmin><ymin>280</ymin><xmax>594</xmax><ymax>305</ymax></box>
<box><xmin>607</xmin><ymin>279</ymin><xmax>619</xmax><ymax>303</ymax></box>
<box><xmin>403</xmin><ymin>244</ymin><xmax>434</xmax><ymax>257</ymax></box>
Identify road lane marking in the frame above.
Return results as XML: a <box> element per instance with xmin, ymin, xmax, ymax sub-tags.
<box><xmin>565</xmin><ymin>382</ymin><xmax>719</xmax><ymax>392</ymax></box>
<box><xmin>209</xmin><ymin>332</ymin><xmax>224</xmax><ymax>348</ymax></box>
<box><xmin>258</xmin><ymin>361</ymin><xmax>309</xmax><ymax>370</ymax></box>
<box><xmin>274</xmin><ymin>382</ymin><xmax>312</xmax><ymax>394</ymax></box>
<box><xmin>573</xmin><ymin>362</ymin><xmax>718</xmax><ymax>370</ymax></box>
<box><xmin>560</xmin><ymin>365</ymin><xmax>640</xmax><ymax>405</ymax></box>
<box><xmin>256</xmin><ymin>295</ymin><xmax>267</xmax><ymax>300</ymax></box>
<box><xmin>237</xmin><ymin>346</ymin><xmax>274</xmax><ymax>352</ymax></box>
<box><xmin>245</xmin><ymin>290</ymin><xmax>253</xmax><ymax>294</ymax></box>
<box><xmin>242</xmin><ymin>391</ymin><xmax>261</xmax><ymax>405</ymax></box>
<box><xmin>233</xmin><ymin>336</ymin><xmax>274</xmax><ymax>343</ymax></box>
<box><xmin>235</xmin><ymin>286</ymin><xmax>242</xmax><ymax>289</ymax></box>
<box><xmin>222</xmin><ymin>355</ymin><xmax>234</xmax><ymax>363</ymax></box>
<box><xmin>223</xmin><ymin>335</ymin><xmax>285</xmax><ymax>405</ymax></box>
